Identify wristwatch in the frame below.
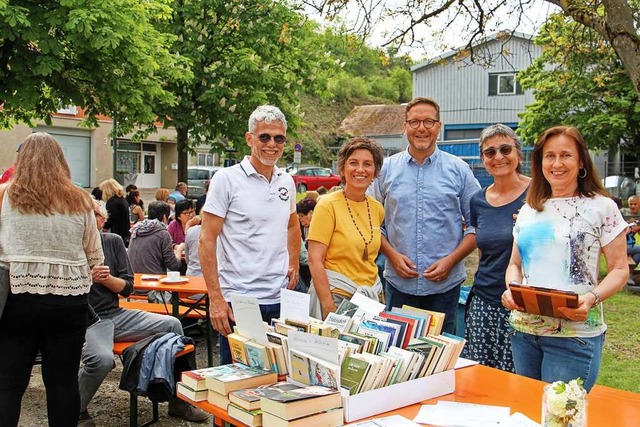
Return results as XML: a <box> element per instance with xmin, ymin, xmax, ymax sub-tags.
<box><xmin>589</xmin><ymin>290</ymin><xmax>602</xmax><ymax>307</ymax></box>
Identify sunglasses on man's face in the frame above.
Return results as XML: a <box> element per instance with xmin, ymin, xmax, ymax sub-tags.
<box><xmin>481</xmin><ymin>144</ymin><xmax>516</xmax><ymax>159</ymax></box>
<box><xmin>254</xmin><ymin>133</ymin><xmax>286</xmax><ymax>144</ymax></box>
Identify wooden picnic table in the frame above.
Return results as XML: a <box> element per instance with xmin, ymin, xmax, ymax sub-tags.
<box><xmin>132</xmin><ymin>273</ymin><xmax>214</xmax><ymax>366</ymax></box>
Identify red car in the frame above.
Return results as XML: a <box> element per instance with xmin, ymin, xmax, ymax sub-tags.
<box><xmin>291</xmin><ymin>167</ymin><xmax>342</xmax><ymax>193</ymax></box>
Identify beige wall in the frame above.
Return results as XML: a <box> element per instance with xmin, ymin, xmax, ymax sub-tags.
<box><xmin>0</xmin><ymin>116</ymin><xmax>178</xmax><ymax>189</ymax></box>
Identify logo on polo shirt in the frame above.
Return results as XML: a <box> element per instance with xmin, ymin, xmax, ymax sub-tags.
<box><xmin>278</xmin><ymin>187</ymin><xmax>290</xmax><ymax>201</ymax></box>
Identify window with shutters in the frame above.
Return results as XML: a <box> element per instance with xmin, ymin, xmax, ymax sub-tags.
<box><xmin>488</xmin><ymin>72</ymin><xmax>524</xmax><ymax>96</ymax></box>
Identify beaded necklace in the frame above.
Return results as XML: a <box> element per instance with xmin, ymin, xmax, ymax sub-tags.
<box><xmin>342</xmin><ymin>190</ymin><xmax>374</xmax><ymax>261</ymax></box>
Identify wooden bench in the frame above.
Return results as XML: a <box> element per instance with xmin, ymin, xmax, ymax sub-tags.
<box><xmin>119</xmin><ymin>300</ymin><xmax>206</xmax><ymax>319</ymax></box>
<box><xmin>113</xmin><ymin>341</ymin><xmax>196</xmax><ymax>427</ymax></box>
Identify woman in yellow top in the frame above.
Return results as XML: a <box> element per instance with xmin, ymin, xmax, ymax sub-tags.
<box><xmin>307</xmin><ymin>137</ymin><xmax>385</xmax><ymax>319</ymax></box>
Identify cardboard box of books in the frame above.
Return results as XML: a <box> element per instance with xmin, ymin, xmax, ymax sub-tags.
<box><xmin>340</xmin><ymin>368</ymin><xmax>455</xmax><ymax>422</ymax></box>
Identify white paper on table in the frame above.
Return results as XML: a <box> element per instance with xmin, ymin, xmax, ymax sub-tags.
<box><xmin>507</xmin><ymin>412</ymin><xmax>540</xmax><ymax>427</ymax></box>
<box><xmin>414</xmin><ymin>401</ymin><xmax>511</xmax><ymax>427</ymax></box>
<box><xmin>345</xmin><ymin>414</ymin><xmax>423</xmax><ymax>426</ymax></box>
<box><xmin>350</xmin><ymin>292</ymin><xmax>386</xmax><ymax>315</ymax></box>
<box><xmin>287</xmin><ymin>330</ymin><xmax>339</xmax><ymax>365</ymax></box>
<box><xmin>280</xmin><ymin>288</ymin><xmax>310</xmax><ymax>323</ymax></box>
<box><xmin>414</xmin><ymin>404</ymin><xmax>447</xmax><ymax>426</ymax></box>
<box><xmin>454</xmin><ymin>357</ymin><xmax>480</xmax><ymax>370</ymax></box>
<box><xmin>229</xmin><ymin>294</ymin><xmax>268</xmax><ymax>346</ymax></box>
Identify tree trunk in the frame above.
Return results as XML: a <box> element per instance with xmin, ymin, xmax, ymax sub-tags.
<box><xmin>176</xmin><ymin>127</ymin><xmax>189</xmax><ymax>184</ymax></box>
<box><xmin>602</xmin><ymin>0</ymin><xmax>640</xmax><ymax>96</ymax></box>
<box><xmin>552</xmin><ymin>0</ymin><xmax>640</xmax><ymax>97</ymax></box>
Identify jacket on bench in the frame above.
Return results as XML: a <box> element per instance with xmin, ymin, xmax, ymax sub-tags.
<box><xmin>119</xmin><ymin>332</ymin><xmax>195</xmax><ymax>402</ymax></box>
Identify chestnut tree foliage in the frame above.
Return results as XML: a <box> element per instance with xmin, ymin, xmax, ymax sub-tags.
<box><xmin>155</xmin><ymin>0</ymin><xmax>336</xmax><ymax>182</ymax></box>
<box><xmin>0</xmin><ymin>0</ymin><xmax>189</xmax><ymax>130</ymax></box>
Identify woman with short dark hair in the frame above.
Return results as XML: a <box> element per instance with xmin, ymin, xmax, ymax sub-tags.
<box><xmin>307</xmin><ymin>137</ymin><xmax>385</xmax><ymax>319</ymax></box>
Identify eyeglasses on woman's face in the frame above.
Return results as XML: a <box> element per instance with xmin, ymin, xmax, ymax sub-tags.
<box><xmin>481</xmin><ymin>144</ymin><xmax>516</xmax><ymax>159</ymax></box>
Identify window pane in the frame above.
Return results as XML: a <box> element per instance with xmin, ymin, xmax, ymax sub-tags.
<box><xmin>143</xmin><ymin>155</ymin><xmax>155</xmax><ymax>173</ymax></box>
<box><xmin>119</xmin><ymin>142</ymin><xmax>141</xmax><ymax>151</ymax></box>
<box><xmin>316</xmin><ymin>169</ymin><xmax>330</xmax><ymax>176</ymax></box>
<box><xmin>116</xmin><ymin>152</ymin><xmax>140</xmax><ymax>174</ymax></box>
<box><xmin>197</xmin><ymin>154</ymin><xmax>206</xmax><ymax>166</ymax></box>
<box><xmin>498</xmin><ymin>75</ymin><xmax>515</xmax><ymax>94</ymax></box>
<box><xmin>142</xmin><ymin>143</ymin><xmax>157</xmax><ymax>152</ymax></box>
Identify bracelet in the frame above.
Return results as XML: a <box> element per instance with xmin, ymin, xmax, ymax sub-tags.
<box><xmin>589</xmin><ymin>290</ymin><xmax>602</xmax><ymax>307</ymax></box>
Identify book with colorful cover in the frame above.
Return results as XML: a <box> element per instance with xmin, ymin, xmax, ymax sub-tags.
<box><xmin>361</xmin><ymin>317</ymin><xmax>401</xmax><ymax>349</ymax></box>
<box><xmin>244</xmin><ymin>340</ymin><xmax>272</xmax><ymax>372</ymax></box>
<box><xmin>289</xmin><ymin>348</ymin><xmax>340</xmax><ymax>390</ymax></box>
<box><xmin>335</xmin><ymin>299</ymin><xmax>359</xmax><ymax>317</ymax></box>
<box><xmin>203</xmin><ymin>363</ymin><xmax>278</xmax><ymax>395</ymax></box>
<box><xmin>390</xmin><ymin>307</ymin><xmax>430</xmax><ymax>337</ymax></box>
<box><xmin>340</xmin><ymin>355</ymin><xmax>371</xmax><ymax>395</ymax></box>
<box><xmin>227</xmin><ymin>333</ymin><xmax>250</xmax><ymax>366</ymax></box>
<box><xmin>229</xmin><ymin>382</ymin><xmax>302</xmax><ymax>411</ymax></box>
<box><xmin>401</xmin><ymin>305</ymin><xmax>445</xmax><ymax>336</ymax></box>
<box><xmin>181</xmin><ymin>366</ymin><xmax>229</xmax><ymax>391</ymax></box>
<box><xmin>379</xmin><ymin>312</ymin><xmax>415</xmax><ymax>346</ymax></box>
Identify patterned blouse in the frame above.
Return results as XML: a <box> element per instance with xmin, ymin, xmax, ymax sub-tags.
<box><xmin>0</xmin><ymin>193</ymin><xmax>104</xmax><ymax>296</ymax></box>
<box><xmin>510</xmin><ymin>195</ymin><xmax>626</xmax><ymax>338</ymax></box>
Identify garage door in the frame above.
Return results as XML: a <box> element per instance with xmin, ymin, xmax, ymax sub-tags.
<box><xmin>36</xmin><ymin>127</ymin><xmax>91</xmax><ymax>187</ymax></box>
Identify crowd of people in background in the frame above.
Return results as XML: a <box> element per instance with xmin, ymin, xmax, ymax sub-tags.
<box><xmin>0</xmin><ymin>99</ymin><xmax>631</xmax><ymax>425</ymax></box>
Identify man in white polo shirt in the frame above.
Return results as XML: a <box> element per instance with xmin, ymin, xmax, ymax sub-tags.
<box><xmin>199</xmin><ymin>105</ymin><xmax>300</xmax><ymax>364</ymax></box>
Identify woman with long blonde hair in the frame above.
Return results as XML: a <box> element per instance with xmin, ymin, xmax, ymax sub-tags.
<box><xmin>0</xmin><ymin>132</ymin><xmax>104</xmax><ymax>426</ymax></box>
<box><xmin>99</xmin><ymin>178</ymin><xmax>131</xmax><ymax>245</ymax></box>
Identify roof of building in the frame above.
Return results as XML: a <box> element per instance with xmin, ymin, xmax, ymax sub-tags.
<box><xmin>411</xmin><ymin>31</ymin><xmax>535</xmax><ymax>73</ymax></box>
<box><xmin>340</xmin><ymin>104</ymin><xmax>406</xmax><ymax>137</ymax></box>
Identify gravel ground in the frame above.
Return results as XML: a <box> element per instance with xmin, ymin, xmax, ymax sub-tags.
<box><xmin>18</xmin><ymin>324</ymin><xmax>219</xmax><ymax>427</ymax></box>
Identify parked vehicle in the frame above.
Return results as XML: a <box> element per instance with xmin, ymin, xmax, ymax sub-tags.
<box><xmin>187</xmin><ymin>166</ymin><xmax>222</xmax><ymax>198</ymax></box>
<box><xmin>291</xmin><ymin>167</ymin><xmax>342</xmax><ymax>193</ymax></box>
<box><xmin>603</xmin><ymin>175</ymin><xmax>636</xmax><ymax>199</ymax></box>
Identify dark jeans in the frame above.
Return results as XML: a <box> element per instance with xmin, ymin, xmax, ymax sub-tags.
<box><xmin>219</xmin><ymin>302</ymin><xmax>280</xmax><ymax>365</ymax></box>
<box><xmin>385</xmin><ymin>281</ymin><xmax>462</xmax><ymax>335</ymax></box>
<box><xmin>0</xmin><ymin>292</ymin><xmax>88</xmax><ymax>427</ymax></box>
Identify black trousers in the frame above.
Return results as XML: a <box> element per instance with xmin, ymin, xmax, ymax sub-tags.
<box><xmin>0</xmin><ymin>292</ymin><xmax>88</xmax><ymax>427</ymax></box>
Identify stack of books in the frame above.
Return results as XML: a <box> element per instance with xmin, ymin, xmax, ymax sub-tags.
<box><xmin>177</xmin><ymin>363</ymin><xmax>277</xmax><ymax>413</ymax></box>
<box><xmin>259</xmin><ymin>385</ymin><xmax>343</xmax><ymax>427</ymax></box>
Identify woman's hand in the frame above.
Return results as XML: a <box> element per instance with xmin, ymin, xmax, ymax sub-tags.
<box><xmin>186</xmin><ymin>215</ymin><xmax>201</xmax><ymax>228</ymax></box>
<box><xmin>558</xmin><ymin>294</ymin><xmax>594</xmax><ymax>322</ymax></box>
<box><xmin>501</xmin><ymin>289</ymin><xmax>523</xmax><ymax>311</ymax></box>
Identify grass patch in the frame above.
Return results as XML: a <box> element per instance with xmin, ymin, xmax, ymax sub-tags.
<box><xmin>598</xmin><ymin>289</ymin><xmax>640</xmax><ymax>392</ymax></box>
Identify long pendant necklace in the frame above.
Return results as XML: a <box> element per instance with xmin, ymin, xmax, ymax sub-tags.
<box><xmin>343</xmin><ymin>190</ymin><xmax>374</xmax><ymax>261</ymax></box>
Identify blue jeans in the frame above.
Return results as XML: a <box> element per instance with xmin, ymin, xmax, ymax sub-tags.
<box><xmin>385</xmin><ymin>281</ymin><xmax>462</xmax><ymax>335</ymax></box>
<box><xmin>511</xmin><ymin>330</ymin><xmax>604</xmax><ymax>392</ymax></box>
<box><xmin>628</xmin><ymin>244</ymin><xmax>640</xmax><ymax>264</ymax></box>
<box><xmin>219</xmin><ymin>302</ymin><xmax>280</xmax><ymax>365</ymax></box>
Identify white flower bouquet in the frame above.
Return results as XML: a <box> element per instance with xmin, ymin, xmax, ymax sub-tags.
<box><xmin>542</xmin><ymin>378</ymin><xmax>587</xmax><ymax>427</ymax></box>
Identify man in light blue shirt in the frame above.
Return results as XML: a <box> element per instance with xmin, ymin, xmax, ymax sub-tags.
<box><xmin>369</xmin><ymin>97</ymin><xmax>481</xmax><ymax>334</ymax></box>
<box><xmin>169</xmin><ymin>182</ymin><xmax>188</xmax><ymax>202</ymax></box>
